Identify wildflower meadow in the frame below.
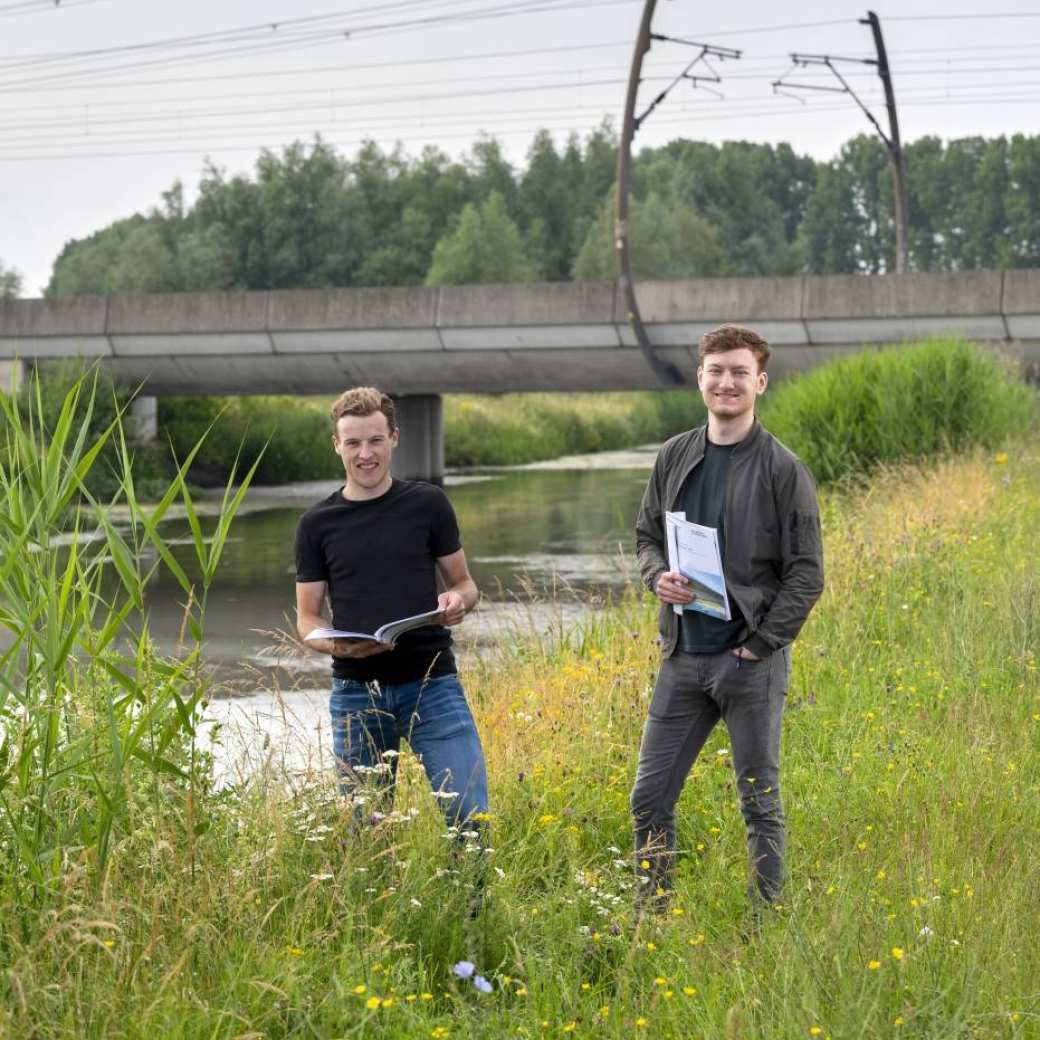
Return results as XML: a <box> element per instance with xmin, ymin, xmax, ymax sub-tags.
<box><xmin>0</xmin><ymin>369</ymin><xmax>1037</xmax><ymax>1038</ymax></box>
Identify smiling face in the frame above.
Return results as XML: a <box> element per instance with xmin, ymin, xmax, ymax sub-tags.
<box><xmin>697</xmin><ymin>346</ymin><xmax>768</xmax><ymax>422</ymax></box>
<box><xmin>333</xmin><ymin>410</ymin><xmax>398</xmax><ymax>500</ymax></box>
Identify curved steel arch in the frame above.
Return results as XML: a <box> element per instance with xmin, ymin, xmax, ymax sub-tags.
<box><xmin>615</xmin><ymin>0</ymin><xmax>685</xmax><ymax>387</ymax></box>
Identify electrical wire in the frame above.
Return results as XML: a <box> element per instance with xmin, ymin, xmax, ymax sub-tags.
<box><xmin>5</xmin><ymin>56</ymin><xmax>1040</xmax><ymax>131</ymax></box>
<box><xmin>4</xmin><ymin>82</ymin><xmax>1039</xmax><ymax>154</ymax></box>
<box><xmin>4</xmin><ymin>90</ymin><xmax>1038</xmax><ymax>162</ymax></box>
<box><xmin>0</xmin><ymin>0</ymin><xmax>638</xmax><ymax>85</ymax></box>
<box><xmin>0</xmin><ymin>0</ymin><xmax>113</xmax><ymax>19</ymax></box>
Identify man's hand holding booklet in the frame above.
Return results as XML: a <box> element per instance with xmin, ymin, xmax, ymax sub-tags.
<box><xmin>304</xmin><ymin>607</ymin><xmax>442</xmax><ymax>649</ymax></box>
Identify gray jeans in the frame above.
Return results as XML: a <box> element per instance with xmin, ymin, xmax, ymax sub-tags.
<box><xmin>630</xmin><ymin>646</ymin><xmax>790</xmax><ymax>904</ymax></box>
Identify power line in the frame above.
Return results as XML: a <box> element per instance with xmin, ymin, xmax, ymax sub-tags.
<box><xmin>7</xmin><ymin>56</ymin><xmax>1039</xmax><ymax>122</ymax></box>
<box><xmin>6</xmin><ymin>77</ymin><xmax>1037</xmax><ymax>150</ymax></box>
<box><xmin>0</xmin><ymin>0</ymin><xmax>637</xmax><ymax>85</ymax></box>
<box><xmin>0</xmin><ymin>75</ymin><xmax>631</xmax><ymax>133</ymax></box>
<box><xmin>0</xmin><ymin>0</ymin><xmax>638</xmax><ymax>90</ymax></box>
<box><xmin>0</xmin><ymin>0</ymin><xmax>113</xmax><ymax>19</ymax></box>
<box><xmin>0</xmin><ymin>39</ymin><xmax>633</xmax><ymax>95</ymax></box>
<box><xmin>887</xmin><ymin>11</ymin><xmax>1040</xmax><ymax>20</ymax></box>
<box><xmin>3</xmin><ymin>91</ymin><xmax>1038</xmax><ymax>161</ymax></box>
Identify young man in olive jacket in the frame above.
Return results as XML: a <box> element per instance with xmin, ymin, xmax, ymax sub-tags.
<box><xmin>632</xmin><ymin>323</ymin><xmax>824</xmax><ymax>911</ymax></box>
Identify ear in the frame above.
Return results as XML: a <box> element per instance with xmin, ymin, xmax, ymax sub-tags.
<box><xmin>390</xmin><ymin>428</ymin><xmax>400</xmax><ymax>447</ymax></box>
<box><xmin>756</xmin><ymin>370</ymin><xmax>769</xmax><ymax>395</ymax></box>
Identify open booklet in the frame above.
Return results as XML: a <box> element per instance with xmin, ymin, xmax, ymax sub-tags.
<box><xmin>304</xmin><ymin>607</ymin><xmax>442</xmax><ymax>648</ymax></box>
<box><xmin>665</xmin><ymin>512</ymin><xmax>732</xmax><ymax>621</ymax></box>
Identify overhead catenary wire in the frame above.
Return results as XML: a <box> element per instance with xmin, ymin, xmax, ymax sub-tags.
<box><xmin>3</xmin><ymin>89</ymin><xmax>1039</xmax><ymax>162</ymax></box>
<box><xmin>0</xmin><ymin>0</ymin><xmax>114</xmax><ymax>19</ymax></box>
<box><xmin>4</xmin><ymin>56</ymin><xmax>1037</xmax><ymax>122</ymax></box>
<box><xmin>0</xmin><ymin>0</ymin><xmax>640</xmax><ymax>88</ymax></box>
<box><xmin>4</xmin><ymin>80</ymin><xmax>1037</xmax><ymax>151</ymax></box>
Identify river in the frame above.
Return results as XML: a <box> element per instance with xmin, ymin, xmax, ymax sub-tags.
<box><xmin>146</xmin><ymin>445</ymin><xmax>659</xmax><ymax>783</ymax></box>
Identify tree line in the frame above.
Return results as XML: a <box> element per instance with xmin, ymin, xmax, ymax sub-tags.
<box><xmin>37</xmin><ymin>127</ymin><xmax>1040</xmax><ymax>297</ymax></box>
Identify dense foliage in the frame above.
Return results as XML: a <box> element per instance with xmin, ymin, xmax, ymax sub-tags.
<box><xmin>0</xmin><ymin>258</ymin><xmax>22</xmax><ymax>299</ymax></box>
<box><xmin>45</xmin><ymin>130</ymin><xmax>1040</xmax><ymax>296</ymax></box>
<box><xmin>758</xmin><ymin>339</ymin><xmax>1037</xmax><ymax>484</ymax></box>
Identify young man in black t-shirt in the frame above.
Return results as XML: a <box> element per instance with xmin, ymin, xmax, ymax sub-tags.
<box><xmin>294</xmin><ymin>387</ymin><xmax>487</xmax><ymax>827</ymax></box>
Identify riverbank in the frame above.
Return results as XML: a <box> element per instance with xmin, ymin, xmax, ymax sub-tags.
<box><xmin>3</xmin><ymin>444</ymin><xmax>1036</xmax><ymax>1038</ymax></box>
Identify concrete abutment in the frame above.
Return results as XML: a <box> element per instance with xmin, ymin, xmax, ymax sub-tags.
<box><xmin>391</xmin><ymin>394</ymin><xmax>444</xmax><ymax>483</ymax></box>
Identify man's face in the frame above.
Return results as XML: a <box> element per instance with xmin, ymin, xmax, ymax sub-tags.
<box><xmin>697</xmin><ymin>347</ymin><xmax>768</xmax><ymax>420</ymax></box>
<box><xmin>333</xmin><ymin>411</ymin><xmax>398</xmax><ymax>491</ymax></box>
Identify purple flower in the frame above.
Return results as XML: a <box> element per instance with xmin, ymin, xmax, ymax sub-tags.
<box><xmin>452</xmin><ymin>960</ymin><xmax>475</xmax><ymax>980</ymax></box>
<box><xmin>473</xmin><ymin>975</ymin><xmax>493</xmax><ymax>994</ymax></box>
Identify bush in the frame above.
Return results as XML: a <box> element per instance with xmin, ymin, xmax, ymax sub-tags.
<box><xmin>758</xmin><ymin>338</ymin><xmax>1037</xmax><ymax>484</ymax></box>
<box><xmin>159</xmin><ymin>395</ymin><xmax>340</xmax><ymax>485</ymax></box>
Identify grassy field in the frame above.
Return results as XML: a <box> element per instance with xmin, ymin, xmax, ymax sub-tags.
<box><xmin>1</xmin><ymin>440</ymin><xmax>1037</xmax><ymax>1039</ymax></box>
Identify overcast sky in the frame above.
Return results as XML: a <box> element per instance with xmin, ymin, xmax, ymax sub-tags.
<box><xmin>1</xmin><ymin>0</ymin><xmax>1038</xmax><ymax>296</ymax></box>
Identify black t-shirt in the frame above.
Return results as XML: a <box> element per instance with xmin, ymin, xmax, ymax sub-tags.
<box><xmin>294</xmin><ymin>480</ymin><xmax>462</xmax><ymax>683</ymax></box>
<box><xmin>677</xmin><ymin>439</ymin><xmax>747</xmax><ymax>653</ymax></box>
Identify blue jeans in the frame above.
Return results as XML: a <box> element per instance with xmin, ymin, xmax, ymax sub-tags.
<box><xmin>330</xmin><ymin>672</ymin><xmax>489</xmax><ymax>827</ymax></box>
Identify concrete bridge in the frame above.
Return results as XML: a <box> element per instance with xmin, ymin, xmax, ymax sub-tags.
<box><xmin>2</xmin><ymin>269</ymin><xmax>1037</xmax><ymax>479</ymax></box>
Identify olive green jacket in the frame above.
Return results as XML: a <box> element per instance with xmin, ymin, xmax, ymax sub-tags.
<box><xmin>636</xmin><ymin>419</ymin><xmax>824</xmax><ymax>659</ymax></box>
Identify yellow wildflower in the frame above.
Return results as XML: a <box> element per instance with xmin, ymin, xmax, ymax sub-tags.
<box><xmin>354</xmin><ymin>984</ymin><xmax>367</xmax><ymax>995</ymax></box>
<box><xmin>366</xmin><ymin>997</ymin><xmax>381</xmax><ymax>1010</ymax></box>
<box><xmin>891</xmin><ymin>947</ymin><xmax>905</xmax><ymax>960</ymax></box>
<box><xmin>867</xmin><ymin>960</ymin><xmax>881</xmax><ymax>970</ymax></box>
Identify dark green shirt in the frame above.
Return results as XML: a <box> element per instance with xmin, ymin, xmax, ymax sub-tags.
<box><xmin>677</xmin><ymin>439</ymin><xmax>746</xmax><ymax>653</ymax></box>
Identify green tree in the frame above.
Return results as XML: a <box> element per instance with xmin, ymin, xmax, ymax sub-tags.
<box><xmin>1</xmin><ymin>260</ymin><xmax>22</xmax><ymax>299</ymax></box>
<box><xmin>467</xmin><ymin>135</ymin><xmax>519</xmax><ymax>213</ymax></box>
<box><xmin>425</xmin><ymin>192</ymin><xmax>537</xmax><ymax>285</ymax></box>
<box><xmin>572</xmin><ymin>190</ymin><xmax>726</xmax><ymax>281</ymax></box>
<box><xmin>638</xmin><ymin>140</ymin><xmax>803</xmax><ymax>275</ymax></box>
<box><xmin>518</xmin><ymin>131</ymin><xmax>574</xmax><ymax>280</ymax></box>
<box><xmin>799</xmin><ymin>136</ymin><xmax>890</xmax><ymax>274</ymax></box>
<box><xmin>1007</xmin><ymin>134</ymin><xmax>1040</xmax><ymax>267</ymax></box>
<box><xmin>353</xmin><ymin>145</ymin><xmax>473</xmax><ymax>285</ymax></box>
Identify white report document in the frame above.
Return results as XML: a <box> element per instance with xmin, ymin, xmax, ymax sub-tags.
<box><xmin>664</xmin><ymin>511</ymin><xmax>732</xmax><ymax>621</ymax></box>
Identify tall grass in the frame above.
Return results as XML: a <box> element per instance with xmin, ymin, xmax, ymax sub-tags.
<box><xmin>158</xmin><ymin>391</ymin><xmax>706</xmax><ymax>482</ymax></box>
<box><xmin>0</xmin><ymin>371</ymin><xmax>259</xmax><ymax>903</ymax></box>
<box><xmin>0</xmin><ymin>439</ymin><xmax>1036</xmax><ymax>1038</ymax></box>
<box><xmin>759</xmin><ymin>338</ymin><xmax>1036</xmax><ymax>484</ymax></box>
<box><xmin>443</xmin><ymin>391</ymin><xmax>704</xmax><ymax>466</ymax></box>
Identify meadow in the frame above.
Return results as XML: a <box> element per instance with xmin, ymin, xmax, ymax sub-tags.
<box><xmin>0</xmin><ymin>348</ymin><xmax>1037</xmax><ymax>1038</ymax></box>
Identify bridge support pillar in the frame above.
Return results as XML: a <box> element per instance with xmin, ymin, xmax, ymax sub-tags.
<box><xmin>0</xmin><ymin>359</ymin><xmax>27</xmax><ymax>394</ymax></box>
<box><xmin>392</xmin><ymin>394</ymin><xmax>444</xmax><ymax>483</ymax></box>
<box><xmin>127</xmin><ymin>394</ymin><xmax>158</xmax><ymax>444</ymax></box>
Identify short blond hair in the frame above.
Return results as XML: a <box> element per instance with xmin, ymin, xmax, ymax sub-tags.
<box><xmin>330</xmin><ymin>387</ymin><xmax>397</xmax><ymax>434</ymax></box>
<box><xmin>698</xmin><ymin>324</ymin><xmax>771</xmax><ymax>371</ymax></box>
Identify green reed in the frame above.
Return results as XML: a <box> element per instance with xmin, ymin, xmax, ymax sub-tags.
<box><xmin>0</xmin><ymin>369</ymin><xmax>260</xmax><ymax>901</ymax></box>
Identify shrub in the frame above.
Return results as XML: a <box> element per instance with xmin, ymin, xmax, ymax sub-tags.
<box><xmin>758</xmin><ymin>338</ymin><xmax>1037</xmax><ymax>484</ymax></box>
<box><xmin>159</xmin><ymin>395</ymin><xmax>339</xmax><ymax>485</ymax></box>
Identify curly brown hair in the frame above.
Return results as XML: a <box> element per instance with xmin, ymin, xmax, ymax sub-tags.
<box><xmin>698</xmin><ymin>324</ymin><xmax>771</xmax><ymax>371</ymax></box>
<box><xmin>329</xmin><ymin>387</ymin><xmax>397</xmax><ymax>434</ymax></box>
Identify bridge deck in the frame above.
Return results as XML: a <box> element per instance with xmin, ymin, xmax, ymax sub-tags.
<box><xmin>1</xmin><ymin>270</ymin><xmax>1037</xmax><ymax>394</ymax></box>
